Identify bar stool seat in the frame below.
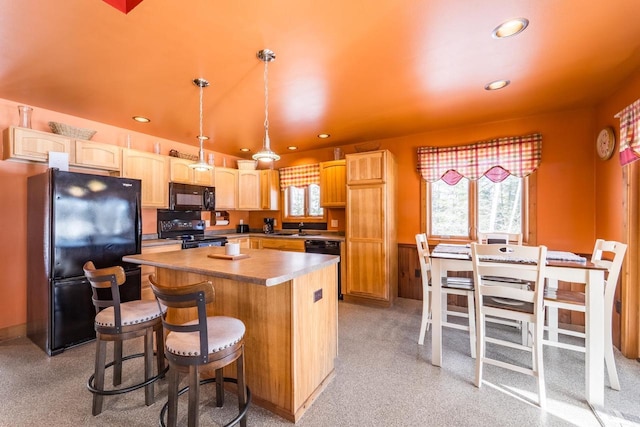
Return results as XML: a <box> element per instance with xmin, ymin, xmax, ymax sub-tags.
<box><xmin>150</xmin><ymin>275</ymin><xmax>250</xmax><ymax>427</ymax></box>
<box><xmin>83</xmin><ymin>261</ymin><xmax>167</xmax><ymax>416</ymax></box>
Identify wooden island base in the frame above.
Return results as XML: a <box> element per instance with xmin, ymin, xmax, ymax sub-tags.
<box><xmin>126</xmin><ymin>247</ymin><xmax>339</xmax><ymax>423</ymax></box>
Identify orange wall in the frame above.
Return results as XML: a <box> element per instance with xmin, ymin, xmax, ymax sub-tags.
<box><xmin>594</xmin><ymin>73</ymin><xmax>640</xmax><ymax>241</ymax></box>
<box><xmin>279</xmin><ymin>108</ymin><xmax>598</xmax><ymax>252</ymax></box>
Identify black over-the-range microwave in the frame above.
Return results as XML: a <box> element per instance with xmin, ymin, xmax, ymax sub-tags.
<box><xmin>168</xmin><ymin>182</ymin><xmax>215</xmax><ymax>211</ymax></box>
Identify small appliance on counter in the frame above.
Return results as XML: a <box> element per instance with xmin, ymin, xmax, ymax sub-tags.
<box><xmin>263</xmin><ymin>217</ymin><xmax>275</xmax><ymax>234</ymax></box>
<box><xmin>236</xmin><ymin>223</ymin><xmax>250</xmax><ymax>233</ymax></box>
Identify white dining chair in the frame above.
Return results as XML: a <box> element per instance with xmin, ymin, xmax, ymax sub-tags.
<box><xmin>415</xmin><ymin>234</ymin><xmax>476</xmax><ymax>357</ymax></box>
<box><xmin>543</xmin><ymin>239</ymin><xmax>627</xmax><ymax>390</ymax></box>
<box><xmin>477</xmin><ymin>231</ymin><xmax>530</xmax><ymax>344</ymax></box>
<box><xmin>471</xmin><ymin>242</ymin><xmax>548</xmax><ymax>409</ymax></box>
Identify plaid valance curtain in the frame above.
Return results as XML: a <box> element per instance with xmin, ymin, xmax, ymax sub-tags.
<box><xmin>417</xmin><ymin>133</ymin><xmax>542</xmax><ymax>185</ymax></box>
<box><xmin>279</xmin><ymin>164</ymin><xmax>320</xmax><ymax>189</ymax></box>
<box><xmin>615</xmin><ymin>98</ymin><xmax>640</xmax><ymax>166</ymax></box>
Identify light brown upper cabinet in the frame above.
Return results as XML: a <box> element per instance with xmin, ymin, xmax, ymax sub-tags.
<box><xmin>3</xmin><ymin>127</ymin><xmax>71</xmax><ymax>163</ymax></box>
<box><xmin>3</xmin><ymin>126</ymin><xmax>121</xmax><ymax>172</ymax></box>
<box><xmin>121</xmin><ymin>148</ymin><xmax>169</xmax><ymax>208</ymax></box>
<box><xmin>214</xmin><ymin>167</ymin><xmax>238</xmax><ymax>210</ymax></box>
<box><xmin>320</xmin><ymin>160</ymin><xmax>346</xmax><ymax>207</ymax></box>
<box><xmin>169</xmin><ymin>157</ymin><xmax>214</xmax><ymax>186</ymax></box>
<box><xmin>346</xmin><ymin>150</ymin><xmax>386</xmax><ymax>185</ymax></box>
<box><xmin>73</xmin><ymin>139</ymin><xmax>120</xmax><ymax>171</ymax></box>
<box><xmin>260</xmin><ymin>169</ymin><xmax>280</xmax><ymax>210</ymax></box>
<box><xmin>237</xmin><ymin>170</ymin><xmax>261</xmax><ymax>210</ymax></box>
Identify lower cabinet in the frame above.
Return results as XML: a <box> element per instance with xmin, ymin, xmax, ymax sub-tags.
<box><xmin>256</xmin><ymin>238</ymin><xmax>305</xmax><ymax>252</ymax></box>
<box><xmin>140</xmin><ymin>243</ymin><xmax>182</xmax><ymax>300</ymax></box>
<box><xmin>227</xmin><ymin>236</ymin><xmax>251</xmax><ymax>249</ymax></box>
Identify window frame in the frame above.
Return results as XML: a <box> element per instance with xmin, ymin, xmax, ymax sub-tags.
<box><xmin>282</xmin><ymin>184</ymin><xmax>326</xmax><ymax>222</ymax></box>
<box><xmin>421</xmin><ymin>173</ymin><xmax>535</xmax><ymax>245</ymax></box>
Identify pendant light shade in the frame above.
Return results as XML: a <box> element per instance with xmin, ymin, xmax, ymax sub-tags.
<box><xmin>189</xmin><ymin>78</ymin><xmax>213</xmax><ymax>171</ymax></box>
<box><xmin>253</xmin><ymin>49</ymin><xmax>280</xmax><ymax>163</ymax></box>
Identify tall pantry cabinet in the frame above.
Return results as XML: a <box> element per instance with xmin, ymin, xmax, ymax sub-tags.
<box><xmin>344</xmin><ymin>150</ymin><xmax>397</xmax><ymax>307</ymax></box>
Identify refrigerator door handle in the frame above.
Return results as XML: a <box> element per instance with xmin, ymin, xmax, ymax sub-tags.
<box><xmin>135</xmin><ymin>193</ymin><xmax>142</xmax><ymax>254</ymax></box>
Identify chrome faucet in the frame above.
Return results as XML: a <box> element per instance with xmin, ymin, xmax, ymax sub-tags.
<box><xmin>298</xmin><ymin>222</ymin><xmax>304</xmax><ymax>234</ymax></box>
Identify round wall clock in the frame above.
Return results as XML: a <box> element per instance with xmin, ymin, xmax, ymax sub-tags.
<box><xmin>596</xmin><ymin>126</ymin><xmax>616</xmax><ymax>160</ymax></box>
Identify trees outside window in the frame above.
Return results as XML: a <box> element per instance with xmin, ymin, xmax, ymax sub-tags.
<box><xmin>284</xmin><ymin>184</ymin><xmax>324</xmax><ymax>220</ymax></box>
<box><xmin>428</xmin><ymin>174</ymin><xmax>525</xmax><ymax>239</ymax></box>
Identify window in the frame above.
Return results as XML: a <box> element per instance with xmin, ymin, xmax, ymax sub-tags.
<box><xmin>279</xmin><ymin>164</ymin><xmax>324</xmax><ymax>221</ymax></box>
<box><xmin>430</xmin><ymin>178</ymin><xmax>469</xmax><ymax>236</ymax></box>
<box><xmin>284</xmin><ymin>184</ymin><xmax>324</xmax><ymax>220</ymax></box>
<box><xmin>426</xmin><ymin>174</ymin><xmax>527</xmax><ymax>240</ymax></box>
<box><xmin>477</xmin><ymin>174</ymin><xmax>522</xmax><ymax>233</ymax></box>
<box><xmin>417</xmin><ymin>132</ymin><xmax>540</xmax><ymax>242</ymax></box>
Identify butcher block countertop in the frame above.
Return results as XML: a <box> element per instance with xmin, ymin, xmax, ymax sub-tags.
<box><xmin>123</xmin><ymin>246</ymin><xmax>338</xmax><ymax>286</ymax></box>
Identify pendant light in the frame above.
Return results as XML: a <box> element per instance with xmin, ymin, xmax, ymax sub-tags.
<box><xmin>252</xmin><ymin>49</ymin><xmax>280</xmax><ymax>163</ymax></box>
<box><xmin>189</xmin><ymin>78</ymin><xmax>213</xmax><ymax>171</ymax></box>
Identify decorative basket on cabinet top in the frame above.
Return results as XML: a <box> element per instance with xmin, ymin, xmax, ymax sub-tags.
<box><xmin>237</xmin><ymin>160</ymin><xmax>257</xmax><ymax>170</ymax></box>
<box><xmin>48</xmin><ymin>121</ymin><xmax>96</xmax><ymax>140</ymax></box>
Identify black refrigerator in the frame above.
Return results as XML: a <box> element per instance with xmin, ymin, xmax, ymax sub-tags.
<box><xmin>27</xmin><ymin>169</ymin><xmax>142</xmax><ymax>355</ymax></box>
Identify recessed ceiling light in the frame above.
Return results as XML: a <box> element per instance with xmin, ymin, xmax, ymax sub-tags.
<box><xmin>287</xmin><ymin>146</ymin><xmax>298</xmax><ymax>150</ymax></box>
<box><xmin>240</xmin><ymin>148</ymin><xmax>250</xmax><ymax>152</ymax></box>
<box><xmin>317</xmin><ymin>133</ymin><xmax>331</xmax><ymax>139</ymax></box>
<box><xmin>492</xmin><ymin>18</ymin><xmax>529</xmax><ymax>39</ymax></box>
<box><xmin>132</xmin><ymin>116</ymin><xmax>150</xmax><ymax>123</ymax></box>
<box><xmin>484</xmin><ymin>79</ymin><xmax>510</xmax><ymax>91</ymax></box>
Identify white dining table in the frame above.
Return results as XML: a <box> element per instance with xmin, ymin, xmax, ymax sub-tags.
<box><xmin>429</xmin><ymin>244</ymin><xmax>608</xmax><ymax>406</ymax></box>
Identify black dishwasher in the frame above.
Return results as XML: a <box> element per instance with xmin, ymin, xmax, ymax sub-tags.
<box><xmin>304</xmin><ymin>240</ymin><xmax>342</xmax><ymax>299</ymax></box>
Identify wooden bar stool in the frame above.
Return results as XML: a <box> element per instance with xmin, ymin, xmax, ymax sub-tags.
<box><xmin>83</xmin><ymin>261</ymin><xmax>167</xmax><ymax>415</ymax></box>
<box><xmin>149</xmin><ymin>275</ymin><xmax>250</xmax><ymax>427</ymax></box>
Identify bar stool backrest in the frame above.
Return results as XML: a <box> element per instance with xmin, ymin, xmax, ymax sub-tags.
<box><xmin>149</xmin><ymin>275</ymin><xmax>215</xmax><ymax>365</ymax></box>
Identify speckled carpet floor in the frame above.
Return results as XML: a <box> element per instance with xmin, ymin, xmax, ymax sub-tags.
<box><xmin>1</xmin><ymin>298</ymin><xmax>639</xmax><ymax>426</ymax></box>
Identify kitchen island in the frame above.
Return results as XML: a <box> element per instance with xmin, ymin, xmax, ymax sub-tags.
<box><xmin>123</xmin><ymin>246</ymin><xmax>338</xmax><ymax>422</ymax></box>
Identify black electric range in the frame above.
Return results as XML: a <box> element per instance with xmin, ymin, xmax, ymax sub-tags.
<box><xmin>157</xmin><ymin>210</ymin><xmax>227</xmax><ymax>249</ymax></box>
